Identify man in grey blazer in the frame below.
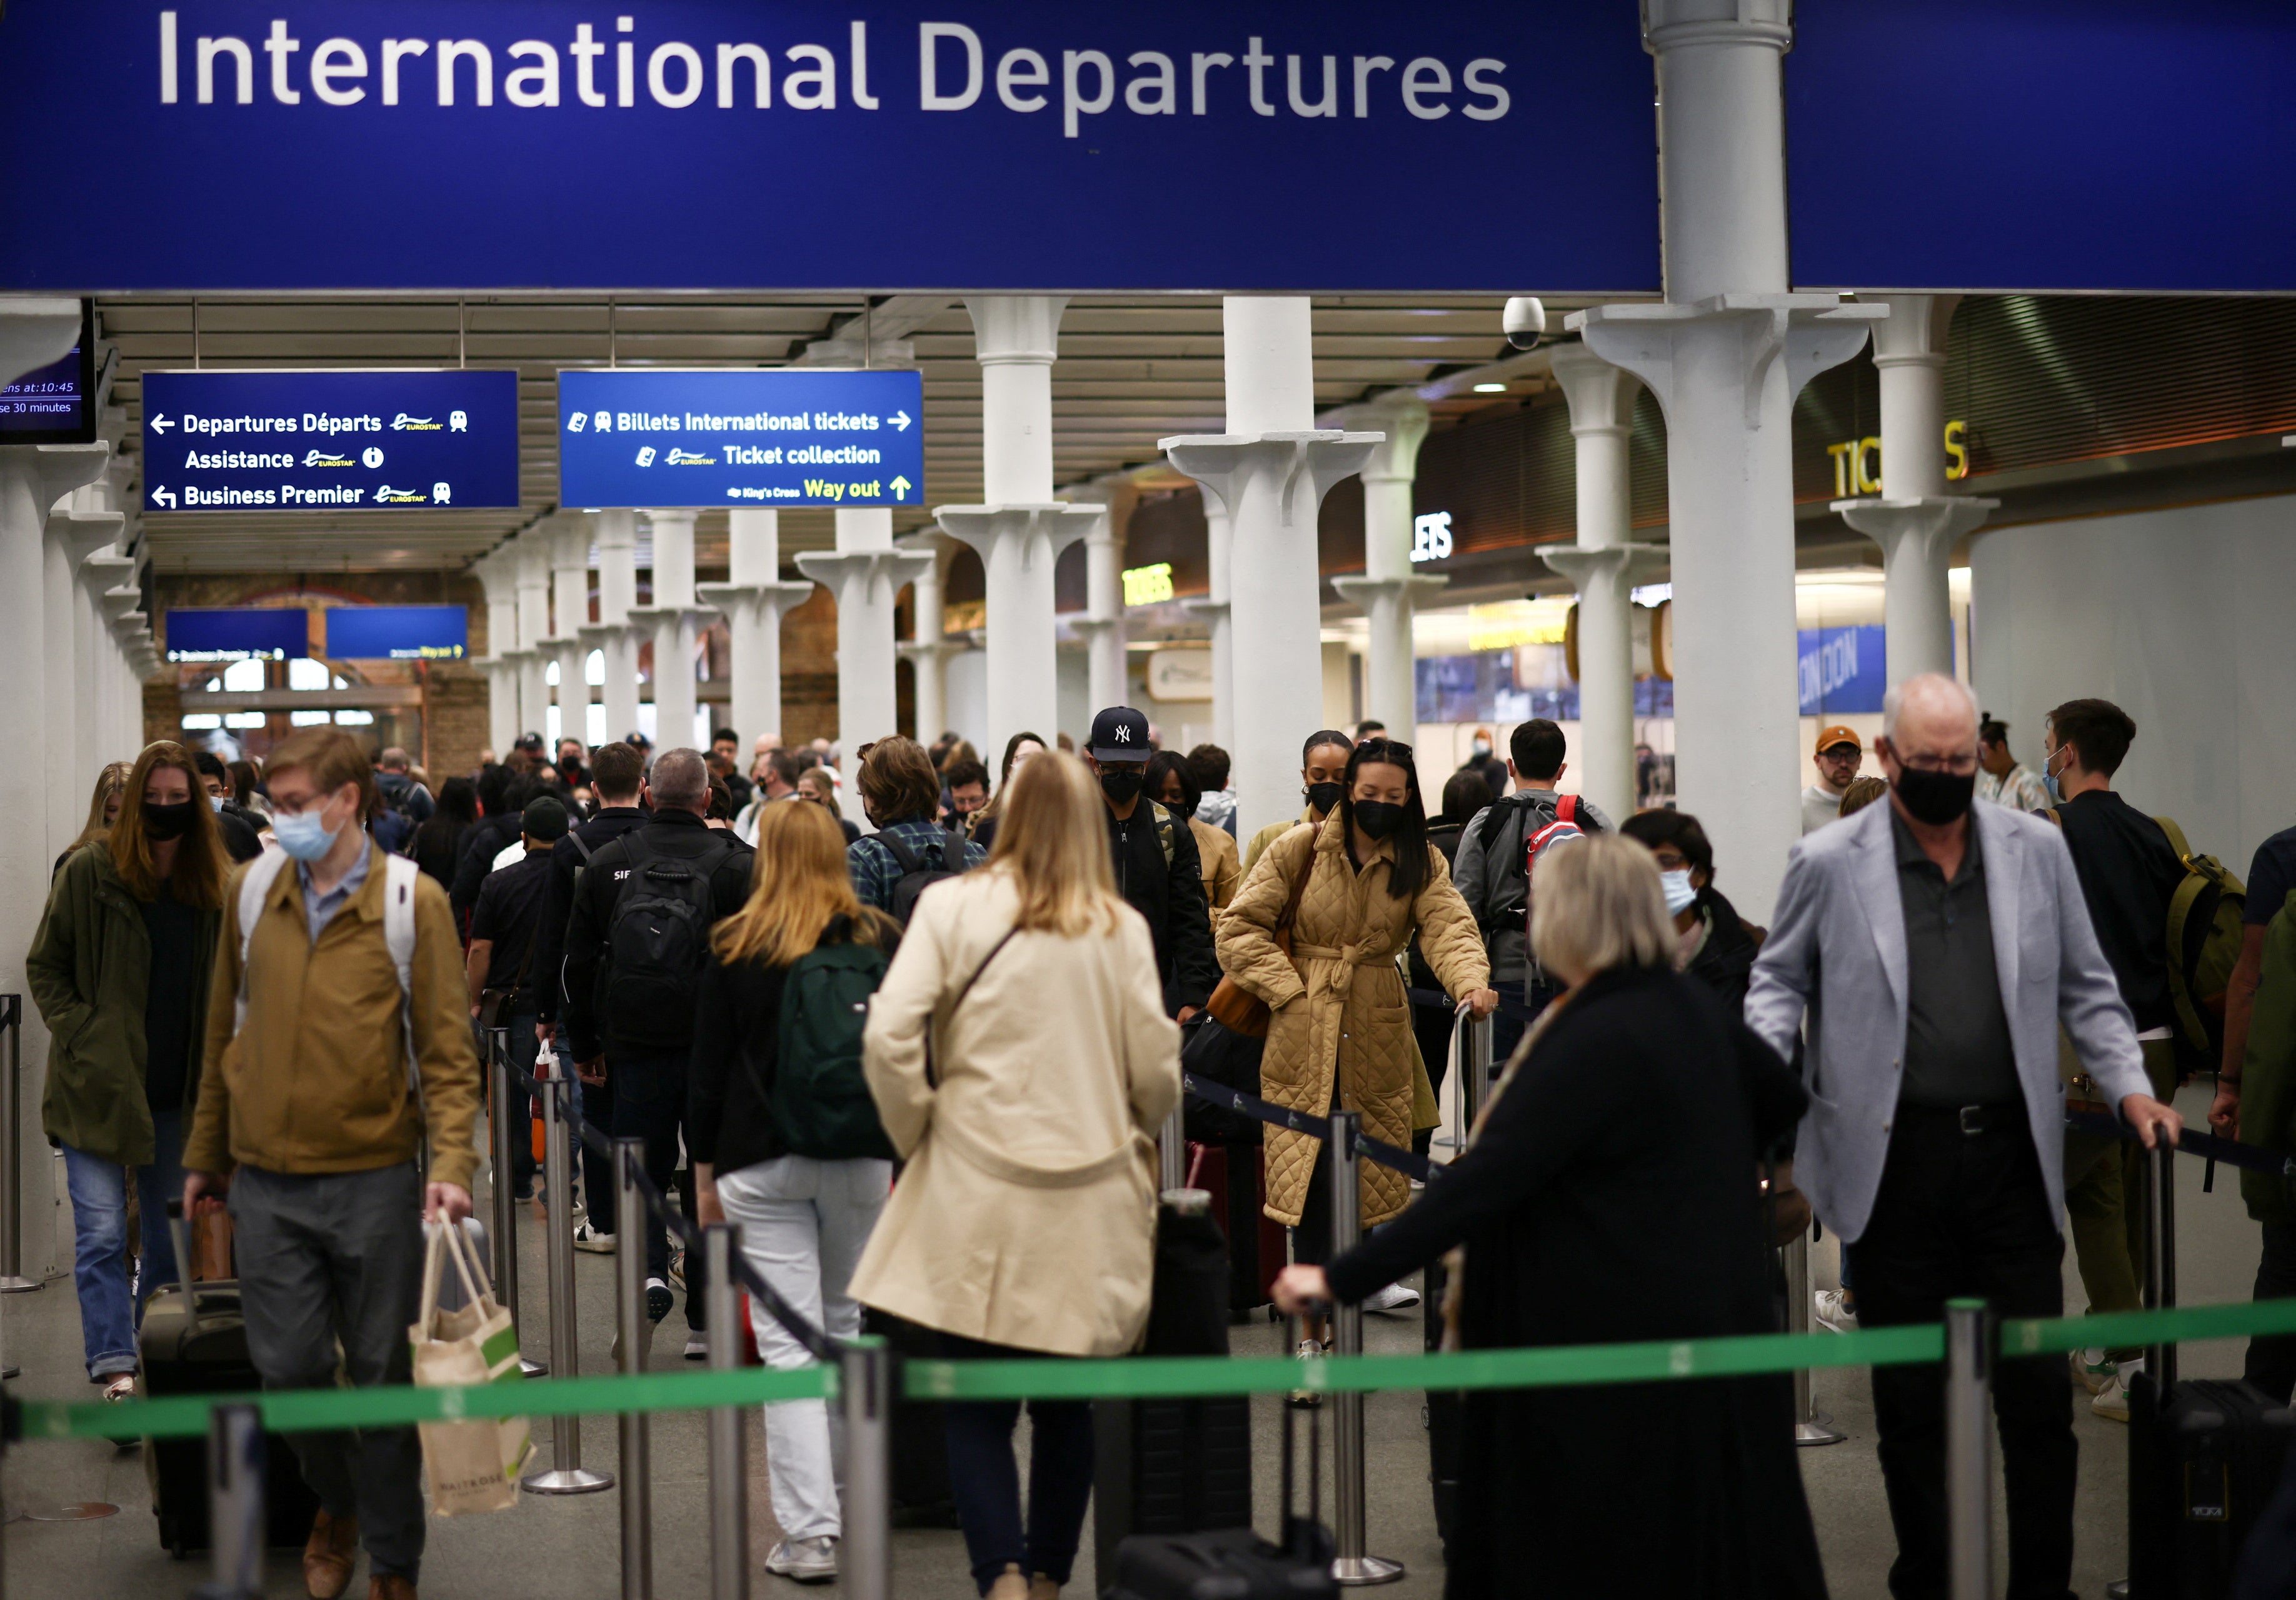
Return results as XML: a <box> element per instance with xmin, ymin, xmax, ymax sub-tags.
<box><xmin>1747</xmin><ymin>672</ymin><xmax>2181</xmax><ymax>1600</ymax></box>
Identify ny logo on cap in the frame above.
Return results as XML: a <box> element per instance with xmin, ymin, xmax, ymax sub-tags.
<box><xmin>1113</xmin><ymin>724</ymin><xmax>1132</xmax><ymax>743</ymax></box>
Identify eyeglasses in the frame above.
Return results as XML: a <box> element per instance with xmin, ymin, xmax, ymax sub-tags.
<box><xmin>1898</xmin><ymin>753</ymin><xmax>1979</xmax><ymax>776</ymax></box>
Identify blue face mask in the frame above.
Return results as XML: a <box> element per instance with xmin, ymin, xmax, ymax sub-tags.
<box><xmin>1660</xmin><ymin>869</ymin><xmax>1698</xmax><ymax>916</ymax></box>
<box><xmin>271</xmin><ymin>807</ymin><xmax>340</xmax><ymax>861</ymax></box>
<box><xmin>208</xmin><ymin>794</ymin><xmax>226</xmax><ymax>812</ymax></box>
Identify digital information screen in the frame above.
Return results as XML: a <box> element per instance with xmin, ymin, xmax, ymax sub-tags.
<box><xmin>558</xmin><ymin>368</ymin><xmax>924</xmax><ymax>509</ymax></box>
<box><xmin>0</xmin><ymin>301</ymin><xmax>94</xmax><ymax>443</ymax></box>
<box><xmin>140</xmin><ymin>369</ymin><xmax>520</xmax><ymax>512</ymax></box>
<box><xmin>323</xmin><ymin>605</ymin><xmax>467</xmax><ymax>661</ymax></box>
<box><xmin>163</xmin><ymin>608</ymin><xmax>310</xmax><ymax>663</ymax></box>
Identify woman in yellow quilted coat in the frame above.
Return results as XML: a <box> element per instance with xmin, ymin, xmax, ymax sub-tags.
<box><xmin>1216</xmin><ymin>737</ymin><xmax>1495</xmax><ymax>1342</ymax></box>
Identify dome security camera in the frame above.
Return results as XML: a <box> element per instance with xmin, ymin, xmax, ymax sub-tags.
<box><xmin>1503</xmin><ymin>296</ymin><xmax>1547</xmax><ymax>351</ymax></box>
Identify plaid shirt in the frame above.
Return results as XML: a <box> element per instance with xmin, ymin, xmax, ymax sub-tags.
<box><xmin>848</xmin><ymin>818</ymin><xmax>989</xmax><ymax>913</ymax></box>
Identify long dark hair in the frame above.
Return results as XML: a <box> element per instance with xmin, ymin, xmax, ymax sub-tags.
<box><xmin>1341</xmin><ymin>737</ymin><xmax>1429</xmax><ymax>899</ymax></box>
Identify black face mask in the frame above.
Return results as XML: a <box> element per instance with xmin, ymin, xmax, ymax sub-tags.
<box><xmin>1305</xmin><ymin>781</ymin><xmax>1345</xmax><ymax>814</ymax></box>
<box><xmin>1894</xmin><ymin>765</ymin><xmax>1976</xmax><ymax>826</ymax></box>
<box><xmin>1100</xmin><ymin>768</ymin><xmax>1144</xmax><ymax>804</ymax></box>
<box><xmin>143</xmin><ymin>799</ymin><xmax>196</xmax><ymax>841</ymax></box>
<box><xmin>1163</xmin><ymin>792</ymin><xmax>1196</xmax><ymax>820</ymax></box>
<box><xmin>1352</xmin><ymin>799</ymin><xmax>1405</xmax><ymax>841</ymax></box>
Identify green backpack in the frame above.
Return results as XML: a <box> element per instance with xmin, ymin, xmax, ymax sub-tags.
<box><xmin>770</xmin><ymin>941</ymin><xmax>896</xmax><ymax>1161</ymax></box>
<box><xmin>2155</xmin><ymin>816</ymin><xmax>2246</xmax><ymax>1073</ymax></box>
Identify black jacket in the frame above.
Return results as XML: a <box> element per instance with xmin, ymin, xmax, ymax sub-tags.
<box><xmin>2055</xmin><ymin>789</ymin><xmax>2185</xmax><ymax>1033</ymax></box>
<box><xmin>1326</xmin><ymin>966</ymin><xmax>1820</xmax><ymax>1599</ymax></box>
<box><xmin>533</xmin><ymin>806</ymin><xmax>648</xmax><ymax>1025</ymax></box>
<box><xmin>560</xmin><ymin>811</ymin><xmax>754</xmax><ymax>1062</ymax></box>
<box><xmin>1683</xmin><ymin>884</ymin><xmax>1762</xmax><ymax>1013</ymax></box>
<box><xmin>449</xmin><ymin>812</ymin><xmax>525</xmax><ymax>921</ymax></box>
<box><xmin>1105</xmin><ymin>798</ymin><xmax>1218</xmax><ymax>1016</ymax></box>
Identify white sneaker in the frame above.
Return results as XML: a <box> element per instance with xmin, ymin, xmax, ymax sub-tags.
<box><xmin>1814</xmin><ymin>1289</ymin><xmax>1859</xmax><ymax>1334</ymax></box>
<box><xmin>2070</xmin><ymin>1347</ymin><xmax>2118</xmax><ymax>1396</ymax></box>
<box><xmin>571</xmin><ymin>1221</ymin><xmax>616</xmax><ymax>1253</ymax></box>
<box><xmin>684</xmin><ymin>1334</ymin><xmax>709</xmax><ymax>1362</ymax></box>
<box><xmin>1365</xmin><ymin>1281</ymin><xmax>1421</xmax><ymax>1314</ymax></box>
<box><xmin>764</xmin><ymin>1534</ymin><xmax>838</xmax><ymax>1584</ymax></box>
<box><xmin>2093</xmin><ymin>1360</ymin><xmax>2140</xmax><ymax>1423</ymax></box>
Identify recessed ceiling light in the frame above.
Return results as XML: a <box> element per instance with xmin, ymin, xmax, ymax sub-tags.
<box><xmin>1472</xmin><ymin>382</ymin><xmax>1507</xmax><ymax>393</ymax></box>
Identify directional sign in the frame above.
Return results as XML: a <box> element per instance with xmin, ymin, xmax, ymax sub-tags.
<box><xmin>558</xmin><ymin>369</ymin><xmax>925</xmax><ymax>509</ymax></box>
<box><xmin>322</xmin><ymin>606</ymin><xmax>468</xmax><ymax>662</ymax></box>
<box><xmin>163</xmin><ymin>608</ymin><xmax>310</xmax><ymax>663</ymax></box>
<box><xmin>141</xmin><ymin>371</ymin><xmax>520</xmax><ymax>513</ymax></box>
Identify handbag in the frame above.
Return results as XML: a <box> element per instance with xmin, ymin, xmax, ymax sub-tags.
<box><xmin>408</xmin><ymin>1220</ymin><xmax>532</xmax><ymax>1516</ymax></box>
<box><xmin>1203</xmin><ymin>841</ymin><xmax>1313</xmax><ymax>1039</ymax></box>
<box><xmin>1180</xmin><ymin>1012</ymin><xmax>1268</xmax><ymax>1144</ymax></box>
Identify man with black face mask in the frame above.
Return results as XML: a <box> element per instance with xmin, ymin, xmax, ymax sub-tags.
<box><xmin>1083</xmin><ymin>706</ymin><xmax>1216</xmax><ymax>1020</ymax></box>
<box><xmin>1748</xmin><ymin>672</ymin><xmax>2182</xmax><ymax>1600</ymax></box>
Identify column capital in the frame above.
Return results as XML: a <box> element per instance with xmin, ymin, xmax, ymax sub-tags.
<box><xmin>1179</xmin><ymin>596</ymin><xmax>1230</xmax><ymax>622</ymax></box>
<box><xmin>575</xmin><ymin>621</ymin><xmax>635</xmax><ymax>653</ymax></box>
<box><xmin>696</xmin><ymin>579</ymin><xmax>815</xmax><ymax>615</ymax></box>
<box><xmin>1831</xmin><ymin>495</ymin><xmax>1998</xmax><ymax>558</ymax></box>
<box><xmin>1157</xmin><ymin>432</ymin><xmax>1383</xmax><ymax>529</ymax></box>
<box><xmin>1333</xmin><ymin>396</ymin><xmax>1426</xmax><ymax>484</ymax></box>
<box><xmin>1867</xmin><ymin>294</ymin><xmax>1962</xmax><ymax>369</ymax></box>
<box><xmin>1330</xmin><ymin>572</ymin><xmax>1449</xmax><ymax>607</ymax></box>
<box><xmin>48</xmin><ymin>506</ymin><xmax>124</xmax><ymax>562</ymax></box>
<box><xmin>1643</xmin><ymin>0</ymin><xmax>1792</xmax><ymax>54</ymax></box>
<box><xmin>550</xmin><ymin>514</ymin><xmax>594</xmax><ymax>567</ymax></box>
<box><xmin>1</xmin><ymin>440</ymin><xmax>112</xmax><ymax>516</ymax></box>
<box><xmin>0</xmin><ymin>296</ymin><xmax>83</xmax><ymax>389</ymax></box>
<box><xmin>83</xmin><ymin>551</ymin><xmax>136</xmax><ymax>590</ymax></box>
<box><xmin>964</xmin><ymin>295</ymin><xmax>1068</xmax><ymax>366</ymax></box>
<box><xmin>896</xmin><ymin>636</ymin><xmax>968</xmax><ymax>664</ymax></box>
<box><xmin>931</xmin><ymin>502</ymin><xmax>1099</xmax><ymax>561</ymax></box>
<box><xmin>99</xmin><ymin>584</ymin><xmax>143</xmax><ymax>622</ymax></box>
<box><xmin>1547</xmin><ymin>340</ymin><xmax>1642</xmax><ymax>438</ymax></box>
<box><xmin>1540</xmin><ymin>542</ymin><xmax>1671</xmax><ymax>591</ymax></box>
<box><xmin>1570</xmin><ymin>297</ymin><xmax>1885</xmax><ymax>428</ymax></box>
<box><xmin>793</xmin><ymin>547</ymin><xmax>935</xmax><ymax>592</ymax></box>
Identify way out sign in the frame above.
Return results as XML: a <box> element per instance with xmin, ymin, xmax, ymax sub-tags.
<box><xmin>558</xmin><ymin>368</ymin><xmax>925</xmax><ymax>509</ymax></box>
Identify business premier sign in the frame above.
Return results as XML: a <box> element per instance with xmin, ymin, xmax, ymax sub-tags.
<box><xmin>558</xmin><ymin>369</ymin><xmax>925</xmax><ymax>509</ymax></box>
<box><xmin>140</xmin><ymin>370</ymin><xmax>519</xmax><ymax>512</ymax></box>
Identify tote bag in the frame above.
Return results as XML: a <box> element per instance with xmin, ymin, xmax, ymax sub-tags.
<box><xmin>408</xmin><ymin>1220</ymin><xmax>533</xmax><ymax>1516</ymax></box>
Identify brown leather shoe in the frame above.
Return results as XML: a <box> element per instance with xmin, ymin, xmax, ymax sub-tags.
<box><xmin>302</xmin><ymin>1509</ymin><xmax>359</xmax><ymax>1600</ymax></box>
<box><xmin>367</xmin><ymin>1576</ymin><xmax>416</xmax><ymax>1600</ymax></box>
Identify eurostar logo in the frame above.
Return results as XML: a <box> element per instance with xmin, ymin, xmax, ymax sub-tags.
<box><xmin>392</xmin><ymin>414</ymin><xmax>443</xmax><ymax>431</ymax></box>
<box><xmin>666</xmin><ymin>448</ymin><xmax>716</xmax><ymax>466</ymax></box>
<box><xmin>373</xmin><ymin>484</ymin><xmax>428</xmax><ymax>504</ymax></box>
<box><xmin>303</xmin><ymin>450</ymin><xmax>354</xmax><ymax>468</ymax></box>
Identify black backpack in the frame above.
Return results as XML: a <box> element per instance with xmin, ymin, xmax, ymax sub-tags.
<box><xmin>603</xmin><ymin>832</ymin><xmax>728</xmax><ymax>1043</ymax></box>
<box><xmin>878</xmin><ymin>823</ymin><xmax>973</xmax><ymax>927</ymax></box>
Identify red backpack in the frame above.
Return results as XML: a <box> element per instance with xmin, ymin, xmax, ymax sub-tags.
<box><xmin>1521</xmin><ymin>794</ymin><xmax>1591</xmax><ymax>950</ymax></box>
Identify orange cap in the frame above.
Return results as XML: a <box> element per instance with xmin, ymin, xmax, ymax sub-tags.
<box><xmin>1814</xmin><ymin>724</ymin><xmax>1862</xmax><ymax>755</ymax></box>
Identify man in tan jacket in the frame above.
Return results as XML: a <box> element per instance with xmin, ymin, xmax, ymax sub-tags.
<box><xmin>183</xmin><ymin>728</ymin><xmax>481</xmax><ymax>1600</ymax></box>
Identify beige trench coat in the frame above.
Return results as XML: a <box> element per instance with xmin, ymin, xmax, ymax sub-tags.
<box><xmin>848</xmin><ymin>869</ymin><xmax>1181</xmax><ymax>1358</ymax></box>
<box><xmin>1216</xmin><ymin>814</ymin><xmax>1488</xmax><ymax>1229</ymax></box>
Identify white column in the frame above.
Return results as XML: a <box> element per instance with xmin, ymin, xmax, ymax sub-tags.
<box><xmin>935</xmin><ymin>297</ymin><xmax>1100</xmax><ymax>761</ymax></box>
<box><xmin>892</xmin><ymin>531</ymin><xmax>964</xmax><ymax>744</ymax></box>
<box><xmin>1539</xmin><ymin>342</ymin><xmax>1667</xmax><ymax>822</ymax></box>
<box><xmin>1163</xmin><ymin>298</ymin><xmax>1380</xmax><ymax>839</ymax></box>
<box><xmin>1066</xmin><ymin>476</ymin><xmax>1139</xmax><ymax>712</ymax></box>
<box><xmin>1179</xmin><ymin>490</ymin><xmax>1235</xmax><ymax>751</ymax></box>
<box><xmin>52</xmin><ymin>497</ymin><xmax>127</xmax><ymax>782</ymax></box>
<box><xmin>544</xmin><ymin>518</ymin><xmax>593</xmax><ymax>748</ymax></box>
<box><xmin>1568</xmin><ymin>0</ymin><xmax>1882</xmax><ymax>919</ymax></box>
<box><xmin>83</xmin><ymin>549</ymin><xmax>137</xmax><ymax>759</ymax></box>
<box><xmin>101</xmin><ymin>573</ymin><xmax>149</xmax><ymax>755</ymax></box>
<box><xmin>471</xmin><ymin>550</ymin><xmax>521</xmax><ymax>757</ymax></box>
<box><xmin>510</xmin><ymin>534</ymin><xmax>552</xmax><ymax>742</ymax></box>
<box><xmin>698</xmin><ymin>508</ymin><xmax>813</xmax><ymax>749</ymax></box>
<box><xmin>626</xmin><ymin>509</ymin><xmax>712</xmax><ymax>751</ymax></box>
<box><xmin>796</xmin><ymin>508</ymin><xmax>931</xmax><ymax>747</ymax></box>
<box><xmin>1832</xmin><ymin>296</ymin><xmax>1998</xmax><ymax>686</ymax></box>
<box><xmin>580</xmin><ymin>508</ymin><xmax>643</xmax><ymax>746</ymax></box>
<box><xmin>1330</xmin><ymin>396</ymin><xmax>1441</xmax><ymax>743</ymax></box>
<box><xmin>41</xmin><ymin>463</ymin><xmax>119</xmax><ymax>860</ymax></box>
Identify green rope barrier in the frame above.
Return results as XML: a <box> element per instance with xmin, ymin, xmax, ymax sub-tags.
<box><xmin>24</xmin><ymin>1296</ymin><xmax>2296</xmax><ymax>1443</ymax></box>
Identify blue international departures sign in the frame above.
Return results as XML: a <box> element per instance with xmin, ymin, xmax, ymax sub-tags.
<box><xmin>0</xmin><ymin>4</ymin><xmax>1658</xmax><ymax>295</ymax></box>
<box><xmin>559</xmin><ymin>369</ymin><xmax>925</xmax><ymax>509</ymax></box>
<box><xmin>141</xmin><ymin>370</ymin><xmax>520</xmax><ymax>513</ymax></box>
<box><xmin>1797</xmin><ymin>627</ymin><xmax>1887</xmax><ymax>718</ymax></box>
<box><xmin>323</xmin><ymin>605</ymin><xmax>467</xmax><ymax>661</ymax></box>
<box><xmin>163</xmin><ymin>608</ymin><xmax>311</xmax><ymax>662</ymax></box>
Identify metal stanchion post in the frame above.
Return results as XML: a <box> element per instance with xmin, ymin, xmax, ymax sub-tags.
<box><xmin>522</xmin><ymin>1071</ymin><xmax>611</xmax><ymax>1494</ymax></box>
<box><xmin>2144</xmin><ymin>1139</ymin><xmax>2177</xmax><ymax>1389</ymax></box>
<box><xmin>841</xmin><ymin>1338</ymin><xmax>893</xmax><ymax>1600</ymax></box>
<box><xmin>1158</xmin><ymin>1103</ymin><xmax>1186</xmax><ymax>1193</ymax></box>
<box><xmin>614</xmin><ymin>1138</ymin><xmax>654</xmax><ymax>1599</ymax></box>
<box><xmin>704</xmin><ymin>1224</ymin><xmax>749</xmax><ymax>1600</ymax></box>
<box><xmin>488</xmin><ymin>1028</ymin><xmax>544</xmax><ymax>1377</ymax></box>
<box><xmin>0</xmin><ymin>996</ymin><xmax>40</xmax><ymax>1293</ymax></box>
<box><xmin>1460</xmin><ymin>1010</ymin><xmax>1491</xmax><ymax>1138</ymax></box>
<box><xmin>193</xmin><ymin>1402</ymin><xmax>265</xmax><ymax>1600</ymax></box>
<box><xmin>1782</xmin><ymin>1232</ymin><xmax>1845</xmax><ymax>1446</ymax></box>
<box><xmin>1325</xmin><ymin>1110</ymin><xmax>1403</xmax><ymax>1588</ymax></box>
<box><xmin>1943</xmin><ymin>1299</ymin><xmax>1993</xmax><ymax>1600</ymax></box>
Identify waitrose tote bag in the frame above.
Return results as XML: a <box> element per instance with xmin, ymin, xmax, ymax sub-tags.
<box><xmin>408</xmin><ymin>1220</ymin><xmax>533</xmax><ymax>1516</ymax></box>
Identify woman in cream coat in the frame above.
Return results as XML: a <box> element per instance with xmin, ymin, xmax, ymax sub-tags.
<box><xmin>850</xmin><ymin>750</ymin><xmax>1179</xmax><ymax>1600</ymax></box>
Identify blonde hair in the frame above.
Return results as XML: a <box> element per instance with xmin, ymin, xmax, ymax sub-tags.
<box><xmin>984</xmin><ymin>749</ymin><xmax>1123</xmax><ymax>936</ymax></box>
<box><xmin>109</xmin><ymin>741</ymin><xmax>229</xmax><ymax>910</ymax></box>
<box><xmin>69</xmin><ymin>761</ymin><xmax>134</xmax><ymax>856</ymax></box>
<box><xmin>1528</xmin><ymin>832</ymin><xmax>1675</xmax><ymax>981</ymax></box>
<box><xmin>713</xmin><ymin>799</ymin><xmax>895</xmax><ymax>968</ymax></box>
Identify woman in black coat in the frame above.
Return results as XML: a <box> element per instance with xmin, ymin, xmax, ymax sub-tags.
<box><xmin>1276</xmin><ymin>834</ymin><xmax>1827</xmax><ymax>1599</ymax></box>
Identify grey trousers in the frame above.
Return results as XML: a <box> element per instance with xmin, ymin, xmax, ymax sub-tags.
<box><xmin>229</xmin><ymin>1162</ymin><xmax>426</xmax><ymax>1581</ymax></box>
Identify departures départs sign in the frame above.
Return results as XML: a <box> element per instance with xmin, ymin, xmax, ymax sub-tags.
<box><xmin>140</xmin><ymin>370</ymin><xmax>520</xmax><ymax>513</ymax></box>
<box><xmin>558</xmin><ymin>368</ymin><xmax>925</xmax><ymax>509</ymax></box>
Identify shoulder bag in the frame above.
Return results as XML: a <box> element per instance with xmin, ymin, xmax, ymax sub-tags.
<box><xmin>1202</xmin><ymin>838</ymin><xmax>1313</xmax><ymax>1040</ymax></box>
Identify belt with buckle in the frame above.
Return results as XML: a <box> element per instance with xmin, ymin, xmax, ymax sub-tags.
<box><xmin>1956</xmin><ymin>1104</ymin><xmax>2017</xmax><ymax>1136</ymax></box>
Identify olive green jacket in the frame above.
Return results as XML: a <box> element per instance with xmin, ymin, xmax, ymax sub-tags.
<box><xmin>26</xmin><ymin>844</ymin><xmax>219</xmax><ymax>1166</ymax></box>
<box><xmin>2241</xmin><ymin>888</ymin><xmax>2296</xmax><ymax>1224</ymax></box>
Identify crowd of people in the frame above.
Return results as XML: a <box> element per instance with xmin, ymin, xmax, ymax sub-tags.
<box><xmin>23</xmin><ymin>671</ymin><xmax>2296</xmax><ymax>1599</ymax></box>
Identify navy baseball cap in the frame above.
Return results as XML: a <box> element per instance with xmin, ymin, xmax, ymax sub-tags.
<box><xmin>1088</xmin><ymin>706</ymin><xmax>1151</xmax><ymax>762</ymax></box>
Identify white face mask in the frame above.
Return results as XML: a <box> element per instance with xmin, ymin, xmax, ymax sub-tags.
<box><xmin>1660</xmin><ymin>869</ymin><xmax>1698</xmax><ymax>916</ymax></box>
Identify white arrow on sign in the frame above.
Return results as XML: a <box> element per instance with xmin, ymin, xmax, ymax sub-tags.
<box><xmin>151</xmin><ymin>486</ymin><xmax>176</xmax><ymax>508</ymax></box>
<box><xmin>890</xmin><ymin>411</ymin><xmax>912</xmax><ymax>431</ymax></box>
<box><xmin>890</xmin><ymin>475</ymin><xmax>912</xmax><ymax>499</ymax></box>
<box><xmin>149</xmin><ymin>414</ymin><xmax>173</xmax><ymax>433</ymax></box>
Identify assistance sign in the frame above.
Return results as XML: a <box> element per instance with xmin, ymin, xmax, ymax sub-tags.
<box><xmin>141</xmin><ymin>370</ymin><xmax>519</xmax><ymax>513</ymax></box>
<box><xmin>558</xmin><ymin>369</ymin><xmax>925</xmax><ymax>509</ymax></box>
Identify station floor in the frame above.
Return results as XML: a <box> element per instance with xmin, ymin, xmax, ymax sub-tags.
<box><xmin>0</xmin><ymin>1079</ymin><xmax>2272</xmax><ymax>1599</ymax></box>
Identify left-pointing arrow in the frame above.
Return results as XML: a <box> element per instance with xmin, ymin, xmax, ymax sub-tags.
<box><xmin>149</xmin><ymin>414</ymin><xmax>173</xmax><ymax>433</ymax></box>
<box><xmin>151</xmin><ymin>487</ymin><xmax>176</xmax><ymax>508</ymax></box>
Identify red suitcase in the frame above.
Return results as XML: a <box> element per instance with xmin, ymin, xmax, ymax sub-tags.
<box><xmin>1187</xmin><ymin>1141</ymin><xmax>1288</xmax><ymax>1320</ymax></box>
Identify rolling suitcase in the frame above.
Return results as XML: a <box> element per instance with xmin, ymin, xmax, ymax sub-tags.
<box><xmin>1101</xmin><ymin>1390</ymin><xmax>1337</xmax><ymax>1600</ymax></box>
<box><xmin>142</xmin><ymin>1207</ymin><xmax>323</xmax><ymax>1558</ymax></box>
<box><xmin>1422</xmin><ymin>1251</ymin><xmax>1461</xmax><ymax>1561</ymax></box>
<box><xmin>1189</xmin><ymin>1141</ymin><xmax>1286</xmax><ymax>1321</ymax></box>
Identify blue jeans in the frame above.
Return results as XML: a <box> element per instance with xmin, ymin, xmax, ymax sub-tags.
<box><xmin>62</xmin><ymin>1105</ymin><xmax>186</xmax><ymax>1379</ymax></box>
